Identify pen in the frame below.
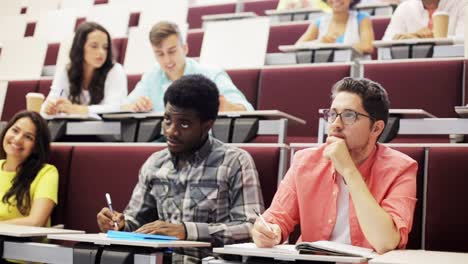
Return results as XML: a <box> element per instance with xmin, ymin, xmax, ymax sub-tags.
<box><xmin>253</xmin><ymin>208</ymin><xmax>273</xmax><ymax>232</ymax></box>
<box><xmin>105</xmin><ymin>193</ymin><xmax>118</xmax><ymax>229</ymax></box>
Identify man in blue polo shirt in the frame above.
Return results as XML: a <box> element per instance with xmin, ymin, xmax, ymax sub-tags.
<box><xmin>123</xmin><ymin>21</ymin><xmax>254</xmax><ymax>113</ymax></box>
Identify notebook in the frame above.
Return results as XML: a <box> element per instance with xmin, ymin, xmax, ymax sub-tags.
<box><xmin>295</xmin><ymin>240</ymin><xmax>376</xmax><ymax>258</ymax></box>
<box><xmin>106</xmin><ymin>230</ymin><xmax>178</xmax><ymax>241</ymax></box>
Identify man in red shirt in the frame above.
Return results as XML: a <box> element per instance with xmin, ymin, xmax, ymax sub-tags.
<box><xmin>252</xmin><ymin>77</ymin><xmax>417</xmax><ymax>254</ymax></box>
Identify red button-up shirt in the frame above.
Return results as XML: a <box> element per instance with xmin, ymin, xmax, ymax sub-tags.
<box><xmin>264</xmin><ymin>144</ymin><xmax>417</xmax><ymax>249</ymax></box>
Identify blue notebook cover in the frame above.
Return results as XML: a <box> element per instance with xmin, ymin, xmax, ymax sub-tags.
<box><xmin>107</xmin><ymin>230</ymin><xmax>178</xmax><ymax>241</ymax></box>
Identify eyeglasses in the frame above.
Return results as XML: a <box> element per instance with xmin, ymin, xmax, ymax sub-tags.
<box><xmin>323</xmin><ymin>109</ymin><xmax>374</xmax><ymax>125</ymax></box>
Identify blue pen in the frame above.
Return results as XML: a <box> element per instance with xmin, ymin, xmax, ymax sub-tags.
<box><xmin>105</xmin><ymin>193</ymin><xmax>119</xmax><ymax>229</ymax></box>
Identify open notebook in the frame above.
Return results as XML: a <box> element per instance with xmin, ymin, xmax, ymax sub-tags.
<box><xmin>224</xmin><ymin>241</ymin><xmax>377</xmax><ymax>258</ymax></box>
<box><xmin>295</xmin><ymin>240</ymin><xmax>377</xmax><ymax>258</ymax></box>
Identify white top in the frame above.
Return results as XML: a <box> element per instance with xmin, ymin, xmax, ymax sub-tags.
<box><xmin>41</xmin><ymin>63</ymin><xmax>128</xmax><ymax>114</ymax></box>
<box><xmin>329</xmin><ymin>175</ymin><xmax>351</xmax><ymax>245</ymax></box>
<box><xmin>383</xmin><ymin>0</ymin><xmax>466</xmax><ymax>40</ymax></box>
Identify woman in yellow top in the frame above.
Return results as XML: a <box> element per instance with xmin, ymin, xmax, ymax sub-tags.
<box><xmin>0</xmin><ymin>111</ymin><xmax>58</xmax><ymax>227</ymax></box>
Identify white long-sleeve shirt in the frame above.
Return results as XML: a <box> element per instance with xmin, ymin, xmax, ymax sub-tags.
<box><xmin>383</xmin><ymin>0</ymin><xmax>466</xmax><ymax>40</ymax></box>
<box><xmin>41</xmin><ymin>63</ymin><xmax>128</xmax><ymax>114</ymax></box>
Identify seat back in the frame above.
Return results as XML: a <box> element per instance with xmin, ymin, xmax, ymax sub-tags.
<box><xmin>188</xmin><ymin>3</ymin><xmax>236</xmax><ymax>29</ymax></box>
<box><xmin>392</xmin><ymin>146</ymin><xmax>425</xmax><ymax>249</ymax></box>
<box><xmin>1</xmin><ymin>80</ymin><xmax>39</xmax><ymax>121</ymax></box>
<box><xmin>64</xmin><ymin>145</ymin><xmax>164</xmax><ymax>232</ymax></box>
<box><xmin>267</xmin><ymin>22</ymin><xmax>308</xmax><ymax>53</ymax></box>
<box><xmin>425</xmin><ymin>146</ymin><xmax>468</xmax><ymax>252</ymax></box>
<box><xmin>362</xmin><ymin>59</ymin><xmax>463</xmax><ymax>118</ymax></box>
<box><xmin>371</xmin><ymin>16</ymin><xmax>391</xmax><ymax>41</ymax></box>
<box><xmin>239</xmin><ymin>144</ymin><xmax>286</xmax><ymax>207</ymax></box>
<box><xmin>244</xmin><ymin>0</ymin><xmax>279</xmax><ymax>16</ymax></box>
<box><xmin>226</xmin><ymin>68</ymin><xmax>261</xmax><ymax>108</ymax></box>
<box><xmin>49</xmin><ymin>145</ymin><xmax>74</xmax><ymax>226</ymax></box>
<box><xmin>258</xmin><ymin>64</ymin><xmax>351</xmax><ymax>141</ymax></box>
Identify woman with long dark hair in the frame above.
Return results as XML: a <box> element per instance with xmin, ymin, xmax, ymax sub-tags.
<box><xmin>41</xmin><ymin>22</ymin><xmax>127</xmax><ymax>115</ymax></box>
<box><xmin>0</xmin><ymin>111</ymin><xmax>57</xmax><ymax>226</ymax></box>
<box><xmin>296</xmin><ymin>0</ymin><xmax>375</xmax><ymax>54</ymax></box>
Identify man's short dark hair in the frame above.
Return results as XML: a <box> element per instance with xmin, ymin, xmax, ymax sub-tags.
<box><xmin>164</xmin><ymin>74</ymin><xmax>219</xmax><ymax>121</ymax></box>
<box><xmin>331</xmin><ymin>77</ymin><xmax>390</xmax><ymax>125</ymax></box>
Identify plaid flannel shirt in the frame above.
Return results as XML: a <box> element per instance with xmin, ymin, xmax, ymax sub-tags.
<box><xmin>123</xmin><ymin>137</ymin><xmax>264</xmax><ymax>263</ymax></box>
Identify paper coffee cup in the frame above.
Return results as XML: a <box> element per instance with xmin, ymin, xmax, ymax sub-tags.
<box><xmin>25</xmin><ymin>92</ymin><xmax>45</xmax><ymax>113</ymax></box>
<box><xmin>433</xmin><ymin>11</ymin><xmax>449</xmax><ymax>38</ymax></box>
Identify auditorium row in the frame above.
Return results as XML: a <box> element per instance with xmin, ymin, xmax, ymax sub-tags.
<box><xmin>23</xmin><ymin>16</ymin><xmax>390</xmax><ymax>69</ymax></box>
<box><xmin>47</xmin><ymin>142</ymin><xmax>468</xmax><ymax>253</ymax></box>
<box><xmin>1</xmin><ymin>58</ymin><xmax>466</xmax><ymax>143</ymax></box>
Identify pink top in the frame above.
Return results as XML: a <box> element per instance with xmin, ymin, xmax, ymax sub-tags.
<box><xmin>264</xmin><ymin>144</ymin><xmax>417</xmax><ymax>250</ymax></box>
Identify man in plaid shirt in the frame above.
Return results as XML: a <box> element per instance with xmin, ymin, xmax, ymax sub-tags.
<box><xmin>97</xmin><ymin>74</ymin><xmax>264</xmax><ymax>263</ymax></box>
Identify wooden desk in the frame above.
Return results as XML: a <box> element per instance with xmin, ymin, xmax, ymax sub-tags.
<box><xmin>373</xmin><ymin>38</ymin><xmax>458</xmax><ymax>60</ymax></box>
<box><xmin>369</xmin><ymin>249</ymin><xmax>468</xmax><ymax>264</ymax></box>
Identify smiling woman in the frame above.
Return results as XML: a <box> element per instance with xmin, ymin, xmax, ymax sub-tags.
<box><xmin>296</xmin><ymin>0</ymin><xmax>375</xmax><ymax>54</ymax></box>
<box><xmin>41</xmin><ymin>22</ymin><xmax>128</xmax><ymax>116</ymax></box>
<box><xmin>0</xmin><ymin>111</ymin><xmax>58</xmax><ymax>228</ymax></box>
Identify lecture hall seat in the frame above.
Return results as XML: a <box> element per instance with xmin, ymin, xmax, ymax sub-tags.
<box><xmin>425</xmin><ymin>147</ymin><xmax>468</xmax><ymax>252</ymax></box>
<box><xmin>243</xmin><ymin>0</ymin><xmax>279</xmax><ymax>16</ymax></box>
<box><xmin>257</xmin><ymin>64</ymin><xmax>351</xmax><ymax>143</ymax></box>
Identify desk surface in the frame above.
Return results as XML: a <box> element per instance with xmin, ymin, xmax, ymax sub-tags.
<box><xmin>0</xmin><ymin>224</ymin><xmax>84</xmax><ymax>237</ymax></box>
<box><xmin>48</xmin><ymin>233</ymin><xmax>211</xmax><ymax>249</ymax></box>
<box><xmin>265</xmin><ymin>7</ymin><xmax>322</xmax><ymax>16</ymax></box>
<box><xmin>102</xmin><ymin>110</ymin><xmax>306</xmax><ymax>125</ymax></box>
<box><xmin>369</xmin><ymin>250</ymin><xmax>468</xmax><ymax>264</ymax></box>
<box><xmin>279</xmin><ymin>42</ymin><xmax>352</xmax><ymax>52</ymax></box>
<box><xmin>373</xmin><ymin>38</ymin><xmax>454</xmax><ymax>47</ymax></box>
<box><xmin>214</xmin><ymin>243</ymin><xmax>368</xmax><ymax>263</ymax></box>
<box><xmin>202</xmin><ymin>12</ymin><xmax>257</xmax><ymax>21</ymax></box>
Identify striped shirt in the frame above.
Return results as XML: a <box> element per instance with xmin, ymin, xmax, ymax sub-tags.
<box><xmin>123</xmin><ymin>136</ymin><xmax>264</xmax><ymax>263</ymax></box>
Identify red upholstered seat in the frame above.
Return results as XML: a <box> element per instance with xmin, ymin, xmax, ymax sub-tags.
<box><xmin>392</xmin><ymin>146</ymin><xmax>425</xmax><ymax>249</ymax></box>
<box><xmin>50</xmin><ymin>145</ymin><xmax>74</xmax><ymax>226</ymax></box>
<box><xmin>127</xmin><ymin>74</ymin><xmax>142</xmax><ymax>93</ymax></box>
<box><xmin>187</xmin><ymin>30</ymin><xmax>204</xmax><ymax>58</ymax></box>
<box><xmin>2</xmin><ymin>80</ymin><xmax>39</xmax><ymax>121</ymax></box>
<box><xmin>64</xmin><ymin>145</ymin><xmax>163</xmax><ymax>232</ymax></box>
<box><xmin>44</xmin><ymin>43</ymin><xmax>60</xmax><ymax>66</ymax></box>
<box><xmin>363</xmin><ymin>59</ymin><xmax>463</xmax><ymax>118</ymax></box>
<box><xmin>112</xmin><ymin>37</ymin><xmax>127</xmax><ymax>65</ymax></box>
<box><xmin>188</xmin><ymin>3</ymin><xmax>236</xmax><ymax>29</ymax></box>
<box><xmin>267</xmin><ymin>22</ymin><xmax>309</xmax><ymax>53</ymax></box>
<box><xmin>425</xmin><ymin>147</ymin><xmax>468</xmax><ymax>252</ymax></box>
<box><xmin>227</xmin><ymin>68</ymin><xmax>261</xmax><ymax>108</ymax></box>
<box><xmin>258</xmin><ymin>64</ymin><xmax>351</xmax><ymax>142</ymax></box>
<box><xmin>38</xmin><ymin>78</ymin><xmax>53</xmax><ymax>98</ymax></box>
<box><xmin>239</xmin><ymin>145</ymin><xmax>284</xmax><ymax>208</ymax></box>
<box><xmin>244</xmin><ymin>0</ymin><xmax>279</xmax><ymax>16</ymax></box>
<box><xmin>371</xmin><ymin>16</ymin><xmax>390</xmax><ymax>41</ymax></box>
